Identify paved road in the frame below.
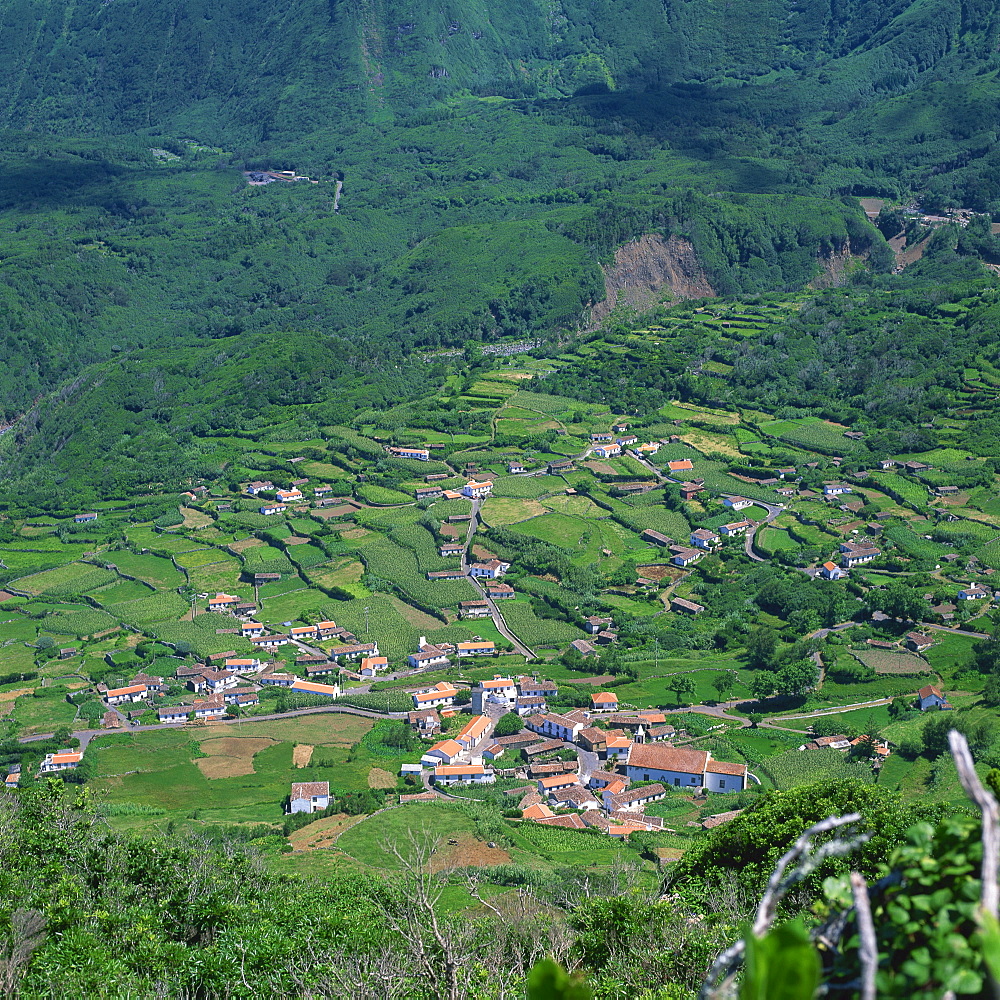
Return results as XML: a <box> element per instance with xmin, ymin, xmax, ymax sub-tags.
<box><xmin>634</xmin><ymin>454</ymin><xmax>667</xmax><ymax>482</ymax></box>
<box><xmin>463</xmin><ymin>498</ymin><xmax>534</xmax><ymax>658</ymax></box>
<box><xmin>764</xmin><ymin>698</ymin><xmax>893</xmax><ymax>726</ymax></box>
<box><xmin>738</xmin><ymin>499</ymin><xmax>785</xmax><ymax>562</ymax></box>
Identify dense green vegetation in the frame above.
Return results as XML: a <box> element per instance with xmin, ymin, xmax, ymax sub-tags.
<box><xmin>2</xmin><ymin>0</ymin><xmax>1000</xmax><ymax>497</ymax></box>
<box><xmin>4</xmin><ymin>1</ymin><xmax>1000</xmax><ymax>995</ymax></box>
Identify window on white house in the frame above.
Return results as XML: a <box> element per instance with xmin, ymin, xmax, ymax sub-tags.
<box><xmin>719</xmin><ymin>779</ymin><xmax>726</xmax><ymax>788</ymax></box>
<box><xmin>644</xmin><ymin>773</ymin><xmax>650</xmax><ymax>780</ymax></box>
<box><xmin>674</xmin><ymin>778</ymin><xmax>680</xmax><ymax>786</ymax></box>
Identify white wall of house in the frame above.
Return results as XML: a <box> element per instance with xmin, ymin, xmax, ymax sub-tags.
<box><xmin>624</xmin><ymin>764</ymin><xmax>702</xmax><ymax>788</ymax></box>
<box><xmin>704</xmin><ymin>770</ymin><xmax>745</xmax><ymax>792</ymax></box>
<box><xmin>290</xmin><ymin>794</ymin><xmax>329</xmax><ymax>814</ymax></box>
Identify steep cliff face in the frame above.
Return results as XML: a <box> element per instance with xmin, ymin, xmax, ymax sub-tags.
<box><xmin>587</xmin><ymin>235</ymin><xmax>715</xmax><ymax>327</ymax></box>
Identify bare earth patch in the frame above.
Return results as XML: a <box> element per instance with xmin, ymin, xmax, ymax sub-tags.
<box><xmin>289</xmin><ymin>813</ymin><xmax>366</xmax><ymax>851</ymax></box>
<box><xmin>228</xmin><ymin>536</ymin><xmax>265</xmax><ymax>553</ymax></box>
<box><xmin>340</xmin><ymin>527</ymin><xmax>370</xmax><ymax>539</ymax></box>
<box><xmin>285</xmin><ymin>535</ymin><xmax>312</xmax><ymax>545</ymax></box>
<box><xmin>0</xmin><ymin>687</ymin><xmax>34</xmax><ymax>713</ymax></box>
<box><xmin>636</xmin><ymin>564</ymin><xmax>679</xmax><ymax>582</ymax></box>
<box><xmin>293</xmin><ymin>744</ymin><xmax>314</xmax><ymax>768</ymax></box>
<box><xmin>367</xmin><ymin>767</ymin><xmax>396</xmax><ymax>789</ymax></box>
<box><xmin>180</xmin><ymin>507</ymin><xmax>214</xmax><ymax>529</ymax></box>
<box><xmin>429</xmin><ymin>834</ymin><xmax>511</xmax><ymax>872</ymax></box>
<box><xmin>195</xmin><ymin>737</ymin><xmax>277</xmax><ymax>779</ymax></box>
<box><xmin>583</xmin><ymin>460</ymin><xmax>616</xmax><ymax>475</ymax></box>
<box><xmin>565</xmin><ymin>674</ymin><xmax>616</xmax><ymax>686</ymax></box>
<box><xmin>389</xmin><ymin>595</ymin><xmax>443</xmax><ymax>630</ymax></box>
<box><xmin>471</xmin><ymin>544</ymin><xmax>498</xmax><ymax>560</ymax></box>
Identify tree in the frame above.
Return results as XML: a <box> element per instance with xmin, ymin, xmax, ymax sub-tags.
<box><xmin>668</xmin><ymin>675</ymin><xmax>695</xmax><ymax>706</ymax></box>
<box><xmin>983</xmin><ymin>674</ymin><xmax>1000</xmax><ymax>708</ymax></box>
<box><xmin>788</xmin><ymin>608</ymin><xmax>820</xmax><ymax>634</ymax></box>
<box><xmin>712</xmin><ymin>672</ymin><xmax>735</xmax><ymax>705</ymax></box>
<box><xmin>851</xmin><ymin>716</ymin><xmax>883</xmax><ymax>760</ymax></box>
<box><xmin>774</xmin><ymin>659</ymin><xmax>820</xmax><ymax>699</ymax></box>
<box><xmin>747</xmin><ymin>713</ymin><xmax>763</xmax><ymax>728</ymax></box>
<box><xmin>750</xmin><ymin>672</ymin><xmax>776</xmax><ymax>703</ymax></box>
<box><xmin>865</xmin><ymin>580</ymin><xmax>924</xmax><ymax>622</ymax></box>
<box><xmin>493</xmin><ymin>712</ymin><xmax>524</xmax><ymax>738</ymax></box>
<box><xmin>380</xmin><ymin>721</ymin><xmax>416</xmax><ymax>751</ymax></box>
<box><xmin>812</xmin><ymin>716</ymin><xmax>854</xmax><ymax>739</ymax></box>
<box><xmin>887</xmin><ymin>695</ymin><xmax>911</xmax><ymax>717</ymax></box>
<box><xmin>922</xmin><ymin>713</ymin><xmax>997</xmax><ymax>759</ymax></box>
<box><xmin>667</xmin><ymin>781</ymin><xmax>940</xmax><ymax>900</ymax></box>
<box><xmin>744</xmin><ymin>627</ymin><xmax>778</xmax><ymax>668</ymax></box>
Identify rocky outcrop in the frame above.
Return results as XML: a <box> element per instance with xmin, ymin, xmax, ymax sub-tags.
<box><xmin>810</xmin><ymin>241</ymin><xmax>870</xmax><ymax>288</ymax></box>
<box><xmin>587</xmin><ymin>234</ymin><xmax>715</xmax><ymax>328</ymax></box>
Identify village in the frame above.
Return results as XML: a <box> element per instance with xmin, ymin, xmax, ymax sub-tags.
<box><xmin>4</xmin><ymin>365</ymin><xmax>998</xmax><ymax>869</ymax></box>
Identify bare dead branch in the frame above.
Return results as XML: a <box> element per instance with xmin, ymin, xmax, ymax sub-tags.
<box><xmin>753</xmin><ymin>812</ymin><xmax>865</xmax><ymax>935</ymax></box>
<box><xmin>0</xmin><ymin>908</ymin><xmax>46</xmax><ymax>997</ymax></box>
<box><xmin>850</xmin><ymin>872</ymin><xmax>877</xmax><ymax>1000</ymax></box>
<box><xmin>700</xmin><ymin>813</ymin><xmax>867</xmax><ymax>1000</ymax></box>
<box><xmin>949</xmin><ymin>729</ymin><xmax>1000</xmax><ymax>919</ymax></box>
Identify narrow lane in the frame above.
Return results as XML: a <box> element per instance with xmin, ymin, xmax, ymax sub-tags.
<box><xmin>463</xmin><ymin>497</ymin><xmax>534</xmax><ymax>658</ymax></box>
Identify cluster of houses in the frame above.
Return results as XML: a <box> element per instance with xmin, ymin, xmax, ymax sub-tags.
<box><xmin>242</xmin><ymin>479</ymin><xmax>341</xmax><ymax>516</ymax></box>
<box><xmin>427</xmin><ymin>556</ymin><xmax>510</xmax><ymax>583</ymax></box>
<box><xmin>798</xmin><ymin>733</ymin><xmax>891</xmax><ymax>759</ymax></box>
<box><xmin>415</xmin><ymin>479</ymin><xmax>495</xmax><ymax>502</ymax></box>
<box><xmin>95</xmin><ymin>649</ymin><xmax>353</xmax><ymax>727</ymax></box>
<box><xmin>515</xmin><ymin>734</ymin><xmax>749</xmax><ymax>835</ymax></box>
<box><xmin>401</xmin><ymin>669</ymin><xmax>749</xmax><ymax>831</ymax></box>
<box><xmin>568</xmin><ymin>615</ymin><xmax>620</xmax><ymax>659</ymax></box>
<box><xmin>408</xmin><ymin>636</ymin><xmax>498</xmax><ymax>674</ymax></box>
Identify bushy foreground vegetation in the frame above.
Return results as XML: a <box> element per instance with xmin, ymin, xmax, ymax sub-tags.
<box><xmin>2</xmin><ymin>761</ymin><xmax>998</xmax><ymax>1000</ymax></box>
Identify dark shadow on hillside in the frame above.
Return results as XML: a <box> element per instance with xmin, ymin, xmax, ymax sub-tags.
<box><xmin>0</xmin><ymin>158</ymin><xmax>126</xmax><ymax>212</ymax></box>
<box><xmin>532</xmin><ymin>83</ymin><xmax>809</xmax><ymax>191</ymax></box>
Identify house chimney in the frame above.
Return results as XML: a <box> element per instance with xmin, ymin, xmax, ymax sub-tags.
<box><xmin>419</xmin><ymin>636</ymin><xmax>426</xmax><ymax>649</ymax></box>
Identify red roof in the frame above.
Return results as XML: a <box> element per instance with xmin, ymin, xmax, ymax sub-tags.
<box><xmin>628</xmin><ymin>744</ymin><xmax>709</xmax><ymax>776</ymax></box>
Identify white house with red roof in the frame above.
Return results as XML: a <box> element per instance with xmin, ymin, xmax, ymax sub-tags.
<box><xmin>918</xmin><ymin>685</ymin><xmax>951</xmax><ymax>711</ymax></box>
<box><xmin>820</xmin><ymin>561</ymin><xmax>843</xmax><ymax>580</ymax></box>
<box><xmin>421</xmin><ymin>739</ymin><xmax>464</xmax><ymax>766</ymax></box>
<box><xmin>462</xmin><ymin>480</ymin><xmax>494</xmax><ymax>499</ymax></box>
<box><xmin>105</xmin><ymin>683</ymin><xmax>148</xmax><ymax>706</ymax></box>
<box><xmin>468</xmin><ymin>559</ymin><xmax>509</xmax><ymax>579</ymax></box>
<box><xmin>433</xmin><ymin>764</ymin><xmax>494</xmax><ymax>786</ymax></box>
<box><xmin>412</xmin><ymin>682</ymin><xmax>458</xmax><ymax>710</ymax></box>
<box><xmin>290</xmin><ymin>781</ymin><xmax>330</xmax><ymax>814</ymax></box>
<box><xmin>590</xmin><ymin>692</ymin><xmax>618</xmax><ymax>713</ymax></box>
<box><xmin>625</xmin><ymin>744</ymin><xmax>747</xmax><ymax>792</ymax></box>
<box><xmin>454</xmin><ymin>714</ymin><xmax>491</xmax><ymax>751</ymax></box>
<box><xmin>40</xmin><ymin>751</ymin><xmax>84</xmax><ymax>773</ymax></box>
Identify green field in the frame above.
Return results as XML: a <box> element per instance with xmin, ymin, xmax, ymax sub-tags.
<box><xmin>499</xmin><ymin>601</ymin><xmax>586</xmax><ymax>648</ymax></box>
<box><xmin>14</xmin><ymin>563</ymin><xmax>117</xmax><ymax>597</ymax></box>
<box><xmin>106</xmin><ymin>551</ymin><xmax>186</xmax><ymax>588</ymax></box>
<box><xmin>91</xmin><ymin>714</ymin><xmax>379</xmax><ymax>827</ymax></box>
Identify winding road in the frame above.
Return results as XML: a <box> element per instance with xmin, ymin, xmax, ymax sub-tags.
<box><xmin>737</xmin><ymin>498</ymin><xmax>785</xmax><ymax>562</ymax></box>
<box><xmin>462</xmin><ymin>498</ymin><xmax>534</xmax><ymax>658</ymax></box>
